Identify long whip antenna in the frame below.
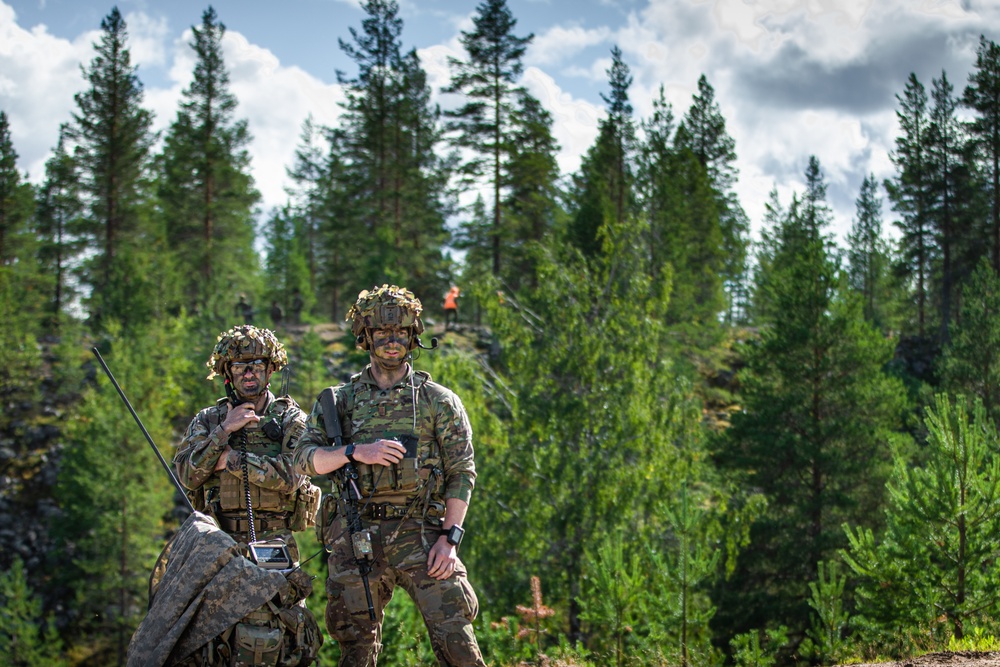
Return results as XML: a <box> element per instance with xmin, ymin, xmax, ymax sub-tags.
<box><xmin>91</xmin><ymin>347</ymin><xmax>195</xmax><ymax>513</ymax></box>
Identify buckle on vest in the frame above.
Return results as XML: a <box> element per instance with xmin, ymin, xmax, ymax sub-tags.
<box><xmin>367</xmin><ymin>503</ymin><xmax>407</xmax><ymax>520</ymax></box>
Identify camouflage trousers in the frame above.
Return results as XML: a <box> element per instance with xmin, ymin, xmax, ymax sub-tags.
<box><xmin>324</xmin><ymin>516</ymin><xmax>485</xmax><ymax>667</ymax></box>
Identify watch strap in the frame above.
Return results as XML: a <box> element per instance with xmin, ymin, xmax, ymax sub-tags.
<box><xmin>344</xmin><ymin>444</ymin><xmax>357</xmax><ymax>464</ymax></box>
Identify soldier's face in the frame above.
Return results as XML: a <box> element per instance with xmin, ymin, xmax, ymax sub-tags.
<box><xmin>230</xmin><ymin>358</ymin><xmax>270</xmax><ymax>399</ymax></box>
<box><xmin>371</xmin><ymin>327</ymin><xmax>409</xmax><ymax>362</ymax></box>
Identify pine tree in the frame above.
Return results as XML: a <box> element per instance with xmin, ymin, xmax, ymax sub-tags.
<box><xmin>844</xmin><ymin>395</ymin><xmax>1000</xmax><ymax>645</ymax></box>
<box><xmin>847</xmin><ymin>173</ymin><xmax>891</xmax><ymax>326</ymax></box>
<box><xmin>963</xmin><ymin>35</ymin><xmax>1000</xmax><ymax>272</ymax></box>
<box><xmin>70</xmin><ymin>6</ymin><xmax>157</xmax><ymax>330</ymax></box>
<box><xmin>36</xmin><ymin>125</ymin><xmax>85</xmax><ymax>325</ymax></box>
<box><xmin>886</xmin><ymin>73</ymin><xmax>936</xmax><ymax>337</ymax></box>
<box><xmin>0</xmin><ymin>558</ymin><xmax>67</xmax><ymax>667</ymax></box>
<box><xmin>444</xmin><ymin>0</ymin><xmax>533</xmax><ymax>277</ymax></box>
<box><xmin>713</xmin><ymin>160</ymin><xmax>908</xmax><ymax>644</ymax></box>
<box><xmin>502</xmin><ymin>93</ymin><xmax>562</xmax><ymax>290</ymax></box>
<box><xmin>338</xmin><ymin>1</ymin><xmax>450</xmax><ymax>298</ymax></box>
<box><xmin>158</xmin><ymin>6</ymin><xmax>260</xmax><ymax>320</ymax></box>
<box><xmin>0</xmin><ymin>111</ymin><xmax>41</xmax><ymax>337</ymax></box>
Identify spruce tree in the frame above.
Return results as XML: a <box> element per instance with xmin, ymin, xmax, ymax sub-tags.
<box><xmin>70</xmin><ymin>6</ymin><xmax>157</xmax><ymax>330</ymax></box>
<box><xmin>567</xmin><ymin>46</ymin><xmax>636</xmax><ymax>260</ymax></box>
<box><xmin>158</xmin><ymin>6</ymin><xmax>260</xmax><ymax>320</ymax></box>
<box><xmin>963</xmin><ymin>35</ymin><xmax>1000</xmax><ymax>272</ymax></box>
<box><xmin>0</xmin><ymin>110</ymin><xmax>34</xmax><ymax>267</ymax></box>
<box><xmin>713</xmin><ymin>160</ymin><xmax>908</xmax><ymax>644</ymax></box>
<box><xmin>675</xmin><ymin>75</ymin><xmax>750</xmax><ymax>325</ymax></box>
<box><xmin>444</xmin><ymin>0</ymin><xmax>533</xmax><ymax>277</ymax></box>
<box><xmin>886</xmin><ymin>73</ymin><xmax>937</xmax><ymax>337</ymax></box>
<box><xmin>929</xmin><ymin>71</ymin><xmax>979</xmax><ymax>337</ymax></box>
<box><xmin>846</xmin><ymin>174</ymin><xmax>892</xmax><ymax>327</ymax></box>
<box><xmin>940</xmin><ymin>259</ymin><xmax>1000</xmax><ymax>422</ymax></box>
<box><xmin>0</xmin><ymin>558</ymin><xmax>67</xmax><ymax>667</ymax></box>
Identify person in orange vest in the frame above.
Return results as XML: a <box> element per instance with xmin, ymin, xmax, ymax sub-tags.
<box><xmin>443</xmin><ymin>285</ymin><xmax>460</xmax><ymax>330</ymax></box>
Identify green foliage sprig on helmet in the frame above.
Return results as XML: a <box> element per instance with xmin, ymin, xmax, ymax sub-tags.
<box><xmin>347</xmin><ymin>284</ymin><xmax>425</xmax><ymax>351</ymax></box>
<box><xmin>206</xmin><ymin>325</ymin><xmax>288</xmax><ymax>380</ymax></box>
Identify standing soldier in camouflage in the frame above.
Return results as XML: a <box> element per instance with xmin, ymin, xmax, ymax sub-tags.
<box><xmin>173</xmin><ymin>325</ymin><xmax>322</xmax><ymax>666</ymax></box>
<box><xmin>294</xmin><ymin>285</ymin><xmax>486</xmax><ymax>667</ymax></box>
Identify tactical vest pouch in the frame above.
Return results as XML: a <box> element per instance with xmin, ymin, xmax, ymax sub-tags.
<box><xmin>232</xmin><ymin>623</ymin><xmax>282</xmax><ymax>667</ymax></box>
<box><xmin>276</xmin><ymin>603</ymin><xmax>321</xmax><ymax>667</ymax></box>
<box><xmin>219</xmin><ymin>472</ymin><xmax>287</xmax><ymax>512</ymax></box>
<box><xmin>288</xmin><ymin>482</ymin><xmax>322</xmax><ymax>531</ymax></box>
<box><xmin>315</xmin><ymin>493</ymin><xmax>337</xmax><ymax>545</ymax></box>
<box><xmin>219</xmin><ymin>473</ymin><xmax>244</xmax><ymax>511</ymax></box>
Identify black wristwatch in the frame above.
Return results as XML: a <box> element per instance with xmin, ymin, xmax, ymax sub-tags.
<box><xmin>344</xmin><ymin>444</ymin><xmax>358</xmax><ymax>464</ymax></box>
<box><xmin>441</xmin><ymin>524</ymin><xmax>465</xmax><ymax>547</ymax></box>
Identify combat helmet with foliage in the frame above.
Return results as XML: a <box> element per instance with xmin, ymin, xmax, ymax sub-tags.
<box><xmin>347</xmin><ymin>284</ymin><xmax>425</xmax><ymax>350</ymax></box>
<box><xmin>206</xmin><ymin>325</ymin><xmax>288</xmax><ymax>380</ymax></box>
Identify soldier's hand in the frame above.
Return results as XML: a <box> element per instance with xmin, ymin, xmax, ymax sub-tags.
<box><xmin>427</xmin><ymin>537</ymin><xmax>458</xmax><ymax>580</ymax></box>
<box><xmin>356</xmin><ymin>439</ymin><xmax>406</xmax><ymax>466</ymax></box>
<box><xmin>221</xmin><ymin>401</ymin><xmax>260</xmax><ymax>434</ymax></box>
<box><xmin>214</xmin><ymin>445</ymin><xmax>232</xmax><ymax>472</ymax></box>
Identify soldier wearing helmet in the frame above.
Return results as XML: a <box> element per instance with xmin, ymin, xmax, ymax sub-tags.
<box><xmin>172</xmin><ymin>325</ymin><xmax>322</xmax><ymax>665</ymax></box>
<box><xmin>294</xmin><ymin>285</ymin><xmax>486</xmax><ymax>667</ymax></box>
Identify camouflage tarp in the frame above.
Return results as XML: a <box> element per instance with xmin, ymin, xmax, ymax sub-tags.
<box><xmin>126</xmin><ymin>511</ymin><xmax>291</xmax><ymax>667</ymax></box>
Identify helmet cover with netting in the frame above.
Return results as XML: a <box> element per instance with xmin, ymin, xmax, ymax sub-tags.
<box><xmin>206</xmin><ymin>325</ymin><xmax>288</xmax><ymax>380</ymax></box>
<box><xmin>347</xmin><ymin>284</ymin><xmax>424</xmax><ymax>350</ymax></box>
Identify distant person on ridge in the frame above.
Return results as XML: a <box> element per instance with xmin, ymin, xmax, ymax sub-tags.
<box><xmin>443</xmin><ymin>285</ymin><xmax>460</xmax><ymax>330</ymax></box>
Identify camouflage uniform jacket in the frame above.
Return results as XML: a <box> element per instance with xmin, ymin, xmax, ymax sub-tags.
<box><xmin>174</xmin><ymin>391</ymin><xmax>309</xmax><ymax>522</ymax></box>
<box><xmin>294</xmin><ymin>366</ymin><xmax>476</xmax><ymax>506</ymax></box>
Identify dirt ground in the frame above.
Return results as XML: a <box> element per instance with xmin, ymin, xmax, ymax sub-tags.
<box><xmin>849</xmin><ymin>652</ymin><xmax>1000</xmax><ymax>667</ymax></box>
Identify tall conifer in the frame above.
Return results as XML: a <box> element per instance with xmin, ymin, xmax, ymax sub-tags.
<box><xmin>70</xmin><ymin>6</ymin><xmax>157</xmax><ymax>329</ymax></box>
<box><xmin>444</xmin><ymin>0</ymin><xmax>533</xmax><ymax>276</ymax></box>
<box><xmin>886</xmin><ymin>73</ymin><xmax>936</xmax><ymax>337</ymax></box>
<box><xmin>713</xmin><ymin>159</ymin><xmax>907</xmax><ymax>644</ymax></box>
<box><xmin>36</xmin><ymin>125</ymin><xmax>85</xmax><ymax>324</ymax></box>
<box><xmin>847</xmin><ymin>174</ymin><xmax>891</xmax><ymax>326</ymax></box>
<box><xmin>963</xmin><ymin>36</ymin><xmax>1000</xmax><ymax>272</ymax></box>
<box><xmin>159</xmin><ymin>6</ymin><xmax>260</xmax><ymax>320</ymax></box>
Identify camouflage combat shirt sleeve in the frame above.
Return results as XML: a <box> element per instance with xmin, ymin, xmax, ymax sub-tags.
<box><xmin>173</xmin><ymin>391</ymin><xmax>308</xmax><ymax>494</ymax></box>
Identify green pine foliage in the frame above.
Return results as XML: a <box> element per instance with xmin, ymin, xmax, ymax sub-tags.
<box><xmin>0</xmin><ymin>558</ymin><xmax>67</xmax><ymax>667</ymax></box>
<box><xmin>158</xmin><ymin>6</ymin><xmax>261</xmax><ymax>322</ymax></box>
<box><xmin>962</xmin><ymin>36</ymin><xmax>1000</xmax><ymax>272</ymax></box>
<box><xmin>444</xmin><ymin>0</ymin><xmax>534</xmax><ymax>278</ymax></box>
<box><xmin>53</xmin><ymin>322</ymin><xmax>188</xmax><ymax>663</ymax></box>
<box><xmin>713</xmin><ymin>160</ymin><xmax>910</xmax><ymax>646</ymax></box>
<box><xmin>843</xmin><ymin>394</ymin><xmax>1000</xmax><ymax>651</ymax></box>
<box><xmin>940</xmin><ymin>259</ymin><xmax>1000</xmax><ymax>422</ymax></box>
<box><xmin>69</xmin><ymin>7</ymin><xmax>160</xmax><ymax>331</ymax></box>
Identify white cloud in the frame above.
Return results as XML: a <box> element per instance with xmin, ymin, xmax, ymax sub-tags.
<box><xmin>522</xmin><ymin>66</ymin><xmax>602</xmax><ymax>176</ymax></box>
<box><xmin>0</xmin><ymin>2</ymin><xmax>345</xmax><ymax>218</ymax></box>
<box><xmin>528</xmin><ymin>24</ymin><xmax>611</xmax><ymax>65</ymax></box>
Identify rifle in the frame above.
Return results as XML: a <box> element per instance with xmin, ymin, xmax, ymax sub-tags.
<box><xmin>319</xmin><ymin>386</ymin><xmax>376</xmax><ymax>621</ymax></box>
<box><xmin>91</xmin><ymin>348</ymin><xmax>195</xmax><ymax>514</ymax></box>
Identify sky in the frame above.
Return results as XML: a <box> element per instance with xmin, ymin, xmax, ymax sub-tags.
<box><xmin>1</xmin><ymin>0</ymin><xmax>999</xmax><ymax>248</ymax></box>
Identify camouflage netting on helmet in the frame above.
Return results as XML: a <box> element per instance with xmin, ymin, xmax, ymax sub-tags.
<box><xmin>347</xmin><ymin>284</ymin><xmax>425</xmax><ymax>340</ymax></box>
<box><xmin>206</xmin><ymin>325</ymin><xmax>288</xmax><ymax>380</ymax></box>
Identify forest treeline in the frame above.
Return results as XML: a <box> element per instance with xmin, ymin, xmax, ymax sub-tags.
<box><xmin>3</xmin><ymin>1</ymin><xmax>1000</xmax><ymax>666</ymax></box>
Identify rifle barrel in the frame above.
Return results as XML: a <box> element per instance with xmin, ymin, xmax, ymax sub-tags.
<box><xmin>91</xmin><ymin>347</ymin><xmax>195</xmax><ymax>513</ymax></box>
